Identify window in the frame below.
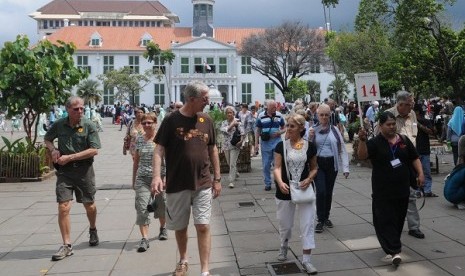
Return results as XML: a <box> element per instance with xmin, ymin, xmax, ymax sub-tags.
<box><xmin>205</xmin><ymin>57</ymin><xmax>215</xmax><ymax>73</ymax></box>
<box><xmin>141</xmin><ymin>39</ymin><xmax>151</xmax><ymax>47</ymax></box>
<box><xmin>103</xmin><ymin>56</ymin><xmax>114</xmax><ymax>74</ymax></box>
<box><xmin>103</xmin><ymin>85</ymin><xmax>114</xmax><ymax>105</ymax></box>
<box><xmin>135</xmin><ymin>21</ymin><xmax>139</xmax><ymax>27</ymax></box>
<box><xmin>310</xmin><ymin>58</ymin><xmax>320</xmax><ymax>73</ymax></box>
<box><xmin>152</xmin><ymin>56</ymin><xmax>166</xmax><ymax>75</ymax></box>
<box><xmin>91</xmin><ymin>38</ymin><xmax>100</xmax><ymax>46</ymax></box>
<box><xmin>219</xmin><ymin>57</ymin><xmax>227</xmax><ymax>73</ymax></box>
<box><xmin>128</xmin><ymin>56</ymin><xmax>139</xmax><ymax>74</ymax></box>
<box><xmin>181</xmin><ymin>57</ymin><xmax>189</xmax><ymax>74</ymax></box>
<box><xmin>43</xmin><ymin>20</ymin><xmax>48</xmax><ymax>29</ymax></box>
<box><xmin>241</xmin><ymin>57</ymin><xmax>251</xmax><ymax>74</ymax></box>
<box><xmin>194</xmin><ymin>57</ymin><xmax>215</xmax><ymax>73</ymax></box>
<box><xmin>265</xmin><ymin>83</ymin><xmax>275</xmax><ymax>100</ymax></box>
<box><xmin>77</xmin><ymin>56</ymin><xmax>91</xmax><ymax>74</ymax></box>
<box><xmin>241</xmin><ymin>83</ymin><xmax>252</xmax><ymax>104</ymax></box>
<box><xmin>154</xmin><ymin>84</ymin><xmax>165</xmax><ymax>105</ymax></box>
<box><xmin>194</xmin><ymin>57</ymin><xmax>203</xmax><ymax>73</ymax></box>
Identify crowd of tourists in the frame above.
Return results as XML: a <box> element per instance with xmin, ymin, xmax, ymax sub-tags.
<box><xmin>42</xmin><ymin>83</ymin><xmax>465</xmax><ymax>276</ymax></box>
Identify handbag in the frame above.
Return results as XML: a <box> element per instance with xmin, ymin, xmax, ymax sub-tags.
<box><xmin>147</xmin><ymin>195</ymin><xmax>157</xmax><ymax>213</ymax></box>
<box><xmin>230</xmin><ymin>126</ymin><xmax>241</xmax><ymax>146</ymax></box>
<box><xmin>123</xmin><ymin>134</ymin><xmax>130</xmax><ymax>152</ymax></box>
<box><xmin>283</xmin><ymin>139</ymin><xmax>316</xmax><ymax>204</ymax></box>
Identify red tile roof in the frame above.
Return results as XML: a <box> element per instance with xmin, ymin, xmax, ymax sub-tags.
<box><xmin>37</xmin><ymin>0</ymin><xmax>171</xmax><ymax>16</ymax></box>
<box><xmin>46</xmin><ymin>26</ymin><xmax>265</xmax><ymax>51</ymax></box>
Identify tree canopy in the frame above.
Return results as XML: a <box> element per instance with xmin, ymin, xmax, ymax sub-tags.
<box><xmin>239</xmin><ymin>21</ymin><xmax>325</xmax><ymax>100</ymax></box>
<box><xmin>0</xmin><ymin>35</ymin><xmax>87</xmax><ymax>147</ymax></box>
<box><xmin>98</xmin><ymin>67</ymin><xmax>153</xmax><ymax>106</ymax></box>
<box><xmin>76</xmin><ymin>79</ymin><xmax>103</xmax><ymax>107</ymax></box>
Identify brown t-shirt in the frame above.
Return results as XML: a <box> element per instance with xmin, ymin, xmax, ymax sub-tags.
<box><xmin>155</xmin><ymin>110</ymin><xmax>216</xmax><ymax>193</ymax></box>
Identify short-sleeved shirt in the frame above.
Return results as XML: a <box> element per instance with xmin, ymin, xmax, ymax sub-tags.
<box><xmin>44</xmin><ymin>116</ymin><xmax>101</xmax><ymax>156</ymax></box>
<box><xmin>155</xmin><ymin>111</ymin><xmax>216</xmax><ymax>193</ymax></box>
<box><xmin>256</xmin><ymin>112</ymin><xmax>285</xmax><ymax>150</ymax></box>
<box><xmin>367</xmin><ymin>134</ymin><xmax>418</xmax><ymax>200</ymax></box>
<box><xmin>135</xmin><ymin>134</ymin><xmax>155</xmax><ymax>177</ymax></box>
<box><xmin>274</xmin><ymin>140</ymin><xmax>317</xmax><ymax>201</ymax></box>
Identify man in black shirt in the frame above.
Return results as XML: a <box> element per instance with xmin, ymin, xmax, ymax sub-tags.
<box><xmin>414</xmin><ymin>104</ymin><xmax>438</xmax><ymax>197</ymax></box>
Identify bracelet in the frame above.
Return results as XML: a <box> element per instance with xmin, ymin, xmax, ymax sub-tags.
<box><xmin>213</xmin><ymin>177</ymin><xmax>221</xmax><ymax>182</ymax></box>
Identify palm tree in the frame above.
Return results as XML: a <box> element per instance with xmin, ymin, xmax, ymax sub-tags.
<box><xmin>76</xmin><ymin>79</ymin><xmax>103</xmax><ymax>107</ymax></box>
<box><xmin>327</xmin><ymin>75</ymin><xmax>350</xmax><ymax>104</ymax></box>
<box><xmin>307</xmin><ymin>80</ymin><xmax>321</xmax><ymax>102</ymax></box>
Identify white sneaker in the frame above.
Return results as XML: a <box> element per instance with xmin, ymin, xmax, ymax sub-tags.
<box><xmin>228</xmin><ymin>183</ymin><xmax>234</xmax><ymax>188</ymax></box>
<box><xmin>302</xmin><ymin>261</ymin><xmax>318</xmax><ymax>275</ymax></box>
<box><xmin>392</xmin><ymin>254</ymin><xmax>402</xmax><ymax>266</ymax></box>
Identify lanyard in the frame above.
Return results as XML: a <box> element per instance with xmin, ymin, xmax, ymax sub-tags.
<box><xmin>390</xmin><ymin>144</ymin><xmax>398</xmax><ymax>159</ymax></box>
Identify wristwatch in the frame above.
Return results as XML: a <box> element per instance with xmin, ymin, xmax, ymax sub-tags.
<box><xmin>213</xmin><ymin>177</ymin><xmax>221</xmax><ymax>182</ymax></box>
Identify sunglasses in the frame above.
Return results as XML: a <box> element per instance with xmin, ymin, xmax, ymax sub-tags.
<box><xmin>72</xmin><ymin>107</ymin><xmax>84</xmax><ymax>111</ymax></box>
<box><xmin>142</xmin><ymin>122</ymin><xmax>154</xmax><ymax>126</ymax></box>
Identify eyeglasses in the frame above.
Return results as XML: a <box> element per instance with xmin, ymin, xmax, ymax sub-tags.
<box><xmin>72</xmin><ymin>107</ymin><xmax>84</xmax><ymax>111</ymax></box>
<box><xmin>318</xmin><ymin>113</ymin><xmax>330</xmax><ymax>117</ymax></box>
<box><xmin>141</xmin><ymin>122</ymin><xmax>154</xmax><ymax>126</ymax></box>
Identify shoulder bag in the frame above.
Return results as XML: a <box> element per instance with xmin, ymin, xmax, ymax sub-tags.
<box><xmin>230</xmin><ymin>126</ymin><xmax>242</xmax><ymax>146</ymax></box>
<box><xmin>283</xmin><ymin>139</ymin><xmax>316</xmax><ymax>204</ymax></box>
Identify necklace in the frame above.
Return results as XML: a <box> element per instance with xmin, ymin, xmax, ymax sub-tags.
<box><xmin>291</xmin><ymin>139</ymin><xmax>304</xmax><ymax>150</ymax></box>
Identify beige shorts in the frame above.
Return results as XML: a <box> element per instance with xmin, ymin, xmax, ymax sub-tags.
<box><xmin>165</xmin><ymin>187</ymin><xmax>212</xmax><ymax>230</ymax></box>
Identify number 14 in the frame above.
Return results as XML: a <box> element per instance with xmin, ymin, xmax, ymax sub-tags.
<box><xmin>361</xmin><ymin>84</ymin><xmax>377</xmax><ymax>97</ymax></box>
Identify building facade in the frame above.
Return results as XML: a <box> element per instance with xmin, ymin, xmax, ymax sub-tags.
<box><xmin>41</xmin><ymin>0</ymin><xmax>343</xmax><ymax>107</ymax></box>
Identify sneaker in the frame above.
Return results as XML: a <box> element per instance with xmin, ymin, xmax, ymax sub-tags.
<box><xmin>137</xmin><ymin>238</ymin><xmax>149</xmax><ymax>252</ymax></box>
<box><xmin>265</xmin><ymin>186</ymin><xmax>271</xmax><ymax>191</ymax></box>
<box><xmin>315</xmin><ymin>222</ymin><xmax>324</xmax><ymax>233</ymax></box>
<box><xmin>392</xmin><ymin>254</ymin><xmax>402</xmax><ymax>266</ymax></box>
<box><xmin>424</xmin><ymin>192</ymin><xmax>438</xmax><ymax>197</ymax></box>
<box><xmin>51</xmin><ymin>244</ymin><xmax>73</xmax><ymax>261</ymax></box>
<box><xmin>277</xmin><ymin>246</ymin><xmax>288</xmax><ymax>261</ymax></box>
<box><xmin>229</xmin><ymin>183</ymin><xmax>235</xmax><ymax>188</ymax></box>
<box><xmin>302</xmin><ymin>261</ymin><xmax>318</xmax><ymax>275</ymax></box>
<box><xmin>325</xmin><ymin>219</ymin><xmax>334</xmax><ymax>228</ymax></box>
<box><xmin>414</xmin><ymin>190</ymin><xmax>422</xmax><ymax>198</ymax></box>
<box><xmin>158</xmin><ymin>227</ymin><xmax>168</xmax><ymax>241</ymax></box>
<box><xmin>89</xmin><ymin>228</ymin><xmax>99</xmax><ymax>246</ymax></box>
<box><xmin>173</xmin><ymin>261</ymin><xmax>188</xmax><ymax>276</ymax></box>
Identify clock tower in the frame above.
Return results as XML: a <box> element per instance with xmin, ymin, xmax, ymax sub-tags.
<box><xmin>192</xmin><ymin>0</ymin><xmax>214</xmax><ymax>37</ymax></box>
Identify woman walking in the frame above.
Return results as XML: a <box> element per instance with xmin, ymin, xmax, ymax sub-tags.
<box><xmin>273</xmin><ymin>113</ymin><xmax>318</xmax><ymax>274</ymax></box>
<box><xmin>447</xmin><ymin>106</ymin><xmax>465</xmax><ymax>165</ymax></box>
<box><xmin>132</xmin><ymin>112</ymin><xmax>167</xmax><ymax>252</ymax></box>
<box><xmin>357</xmin><ymin>111</ymin><xmax>424</xmax><ymax>266</ymax></box>
<box><xmin>125</xmin><ymin>107</ymin><xmax>144</xmax><ymax>157</ymax></box>
<box><xmin>309</xmin><ymin>104</ymin><xmax>349</xmax><ymax>233</ymax></box>
<box><xmin>220</xmin><ymin>106</ymin><xmax>244</xmax><ymax>188</ymax></box>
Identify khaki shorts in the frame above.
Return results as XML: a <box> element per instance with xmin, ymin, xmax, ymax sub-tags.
<box><xmin>56</xmin><ymin>164</ymin><xmax>96</xmax><ymax>203</ymax></box>
<box><xmin>165</xmin><ymin>187</ymin><xmax>212</xmax><ymax>231</ymax></box>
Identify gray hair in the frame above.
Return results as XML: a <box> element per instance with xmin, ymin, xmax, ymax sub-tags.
<box><xmin>396</xmin><ymin>90</ymin><xmax>412</xmax><ymax>102</ymax></box>
<box><xmin>224</xmin><ymin>105</ymin><xmax>236</xmax><ymax>115</ymax></box>
<box><xmin>183</xmin><ymin>81</ymin><xmax>209</xmax><ymax>99</ymax></box>
<box><xmin>65</xmin><ymin>96</ymin><xmax>84</xmax><ymax>107</ymax></box>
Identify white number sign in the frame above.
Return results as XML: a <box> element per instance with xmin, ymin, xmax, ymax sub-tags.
<box><xmin>354</xmin><ymin>72</ymin><xmax>381</xmax><ymax>102</ymax></box>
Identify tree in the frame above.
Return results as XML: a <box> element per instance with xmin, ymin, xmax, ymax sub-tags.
<box><xmin>143</xmin><ymin>41</ymin><xmax>176</xmax><ymax>103</ymax></box>
<box><xmin>76</xmin><ymin>79</ymin><xmax>103</xmax><ymax>107</ymax></box>
<box><xmin>239</xmin><ymin>21</ymin><xmax>326</xmax><ymax>100</ymax></box>
<box><xmin>287</xmin><ymin>78</ymin><xmax>308</xmax><ymax>102</ymax></box>
<box><xmin>98</xmin><ymin>67</ymin><xmax>153</xmax><ymax>106</ymax></box>
<box><xmin>0</xmin><ymin>35</ymin><xmax>87</xmax><ymax>148</ymax></box>
<box><xmin>307</xmin><ymin>80</ymin><xmax>321</xmax><ymax>102</ymax></box>
<box><xmin>327</xmin><ymin>75</ymin><xmax>350</xmax><ymax>104</ymax></box>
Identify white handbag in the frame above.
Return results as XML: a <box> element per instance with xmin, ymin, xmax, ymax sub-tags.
<box><xmin>283</xmin><ymin>139</ymin><xmax>316</xmax><ymax>204</ymax></box>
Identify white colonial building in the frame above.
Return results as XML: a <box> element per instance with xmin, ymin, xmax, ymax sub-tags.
<box><xmin>41</xmin><ymin>0</ymin><xmax>340</xmax><ymax>107</ymax></box>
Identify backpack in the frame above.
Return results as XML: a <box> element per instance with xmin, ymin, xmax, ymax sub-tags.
<box><xmin>444</xmin><ymin>163</ymin><xmax>465</xmax><ymax>204</ymax></box>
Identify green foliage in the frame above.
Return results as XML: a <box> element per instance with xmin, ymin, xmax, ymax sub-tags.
<box><xmin>0</xmin><ymin>35</ymin><xmax>87</xmax><ymax>147</ymax></box>
<box><xmin>327</xmin><ymin>75</ymin><xmax>350</xmax><ymax>104</ymax></box>
<box><xmin>322</xmin><ymin>0</ymin><xmax>339</xmax><ymax>8</ymax></box>
<box><xmin>0</xmin><ymin>136</ymin><xmax>30</xmax><ymax>154</ymax></box>
<box><xmin>287</xmin><ymin>78</ymin><xmax>308</xmax><ymax>102</ymax></box>
<box><xmin>76</xmin><ymin>79</ymin><xmax>103</xmax><ymax>107</ymax></box>
<box><xmin>307</xmin><ymin>80</ymin><xmax>321</xmax><ymax>102</ymax></box>
<box><xmin>208</xmin><ymin>108</ymin><xmax>226</xmax><ymax>123</ymax></box>
<box><xmin>98</xmin><ymin>67</ymin><xmax>153</xmax><ymax>105</ymax></box>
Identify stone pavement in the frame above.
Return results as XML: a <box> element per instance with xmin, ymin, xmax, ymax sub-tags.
<box><xmin>1</xmin><ymin>118</ymin><xmax>465</xmax><ymax>276</ymax></box>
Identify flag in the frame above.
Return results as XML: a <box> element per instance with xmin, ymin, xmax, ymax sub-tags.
<box><xmin>204</xmin><ymin>61</ymin><xmax>211</xmax><ymax>71</ymax></box>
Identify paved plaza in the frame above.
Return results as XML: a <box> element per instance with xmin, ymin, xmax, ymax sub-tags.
<box><xmin>0</xmin><ymin>117</ymin><xmax>464</xmax><ymax>275</ymax></box>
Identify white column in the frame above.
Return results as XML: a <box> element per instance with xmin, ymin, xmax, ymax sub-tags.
<box><xmin>171</xmin><ymin>85</ymin><xmax>176</xmax><ymax>104</ymax></box>
<box><xmin>232</xmin><ymin>85</ymin><xmax>237</xmax><ymax>104</ymax></box>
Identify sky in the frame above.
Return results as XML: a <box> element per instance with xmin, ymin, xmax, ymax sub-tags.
<box><xmin>0</xmin><ymin>0</ymin><xmax>464</xmax><ymax>46</ymax></box>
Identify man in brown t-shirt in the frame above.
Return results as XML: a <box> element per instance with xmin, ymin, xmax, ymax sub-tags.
<box><xmin>151</xmin><ymin>81</ymin><xmax>221</xmax><ymax>276</ymax></box>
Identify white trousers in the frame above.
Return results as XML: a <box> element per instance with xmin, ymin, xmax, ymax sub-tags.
<box><xmin>276</xmin><ymin>198</ymin><xmax>316</xmax><ymax>250</ymax></box>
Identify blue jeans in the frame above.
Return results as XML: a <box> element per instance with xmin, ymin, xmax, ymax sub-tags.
<box><xmin>261</xmin><ymin>148</ymin><xmax>274</xmax><ymax>188</ymax></box>
<box><xmin>315</xmin><ymin>157</ymin><xmax>338</xmax><ymax>222</ymax></box>
<box><xmin>419</xmin><ymin>155</ymin><xmax>433</xmax><ymax>193</ymax></box>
